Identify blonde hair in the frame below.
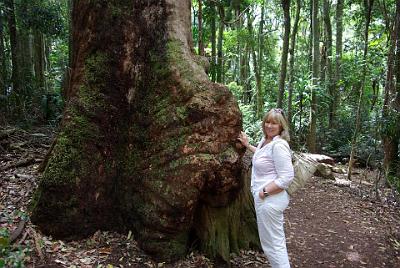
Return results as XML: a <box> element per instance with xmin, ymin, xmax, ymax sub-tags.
<box><xmin>262</xmin><ymin>108</ymin><xmax>290</xmax><ymax>142</ymax></box>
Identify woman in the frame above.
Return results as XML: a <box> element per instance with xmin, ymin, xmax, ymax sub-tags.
<box><xmin>238</xmin><ymin>108</ymin><xmax>294</xmax><ymax>268</ymax></box>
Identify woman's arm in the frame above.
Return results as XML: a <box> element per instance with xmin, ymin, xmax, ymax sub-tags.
<box><xmin>237</xmin><ymin>131</ymin><xmax>256</xmax><ymax>153</ymax></box>
<box><xmin>259</xmin><ymin>181</ymin><xmax>285</xmax><ymax>199</ymax></box>
<box><xmin>259</xmin><ymin>141</ymin><xmax>294</xmax><ymax>199</ymax></box>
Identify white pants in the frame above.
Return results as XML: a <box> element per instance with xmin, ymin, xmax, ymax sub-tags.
<box><xmin>254</xmin><ymin>190</ymin><xmax>290</xmax><ymax>268</ymax></box>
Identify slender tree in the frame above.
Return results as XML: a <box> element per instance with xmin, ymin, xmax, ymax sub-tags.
<box><xmin>0</xmin><ymin>8</ymin><xmax>7</xmax><ymax>96</ymax></box>
<box><xmin>17</xmin><ymin>2</ymin><xmax>34</xmax><ymax>94</ymax></box>
<box><xmin>287</xmin><ymin>0</ymin><xmax>301</xmax><ymax>127</ymax></box>
<box><xmin>382</xmin><ymin>0</ymin><xmax>400</xmax><ymax>187</ymax></box>
<box><xmin>248</xmin><ymin>12</ymin><xmax>262</xmax><ymax>119</ymax></box>
<box><xmin>239</xmin><ymin>17</ymin><xmax>250</xmax><ymax>103</ymax></box>
<box><xmin>210</xmin><ymin>2</ymin><xmax>217</xmax><ymax>82</ymax></box>
<box><xmin>4</xmin><ymin>0</ymin><xmax>19</xmax><ymax>94</ymax></box>
<box><xmin>308</xmin><ymin>0</ymin><xmax>320</xmax><ymax>153</ymax></box>
<box><xmin>277</xmin><ymin>0</ymin><xmax>291</xmax><ymax>108</ymax></box>
<box><xmin>332</xmin><ymin>0</ymin><xmax>344</xmax><ymax>128</ymax></box>
<box><xmin>33</xmin><ymin>30</ymin><xmax>46</xmax><ymax>93</ymax></box>
<box><xmin>256</xmin><ymin>0</ymin><xmax>265</xmax><ymax>119</ymax></box>
<box><xmin>323</xmin><ymin>0</ymin><xmax>333</xmax><ymax>129</ymax></box>
<box><xmin>347</xmin><ymin>0</ymin><xmax>374</xmax><ymax>180</ymax></box>
<box><xmin>198</xmin><ymin>0</ymin><xmax>204</xmax><ymax>56</ymax></box>
<box><xmin>216</xmin><ymin>4</ymin><xmax>224</xmax><ymax>83</ymax></box>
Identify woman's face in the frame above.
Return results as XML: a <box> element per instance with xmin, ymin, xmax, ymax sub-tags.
<box><xmin>264</xmin><ymin>116</ymin><xmax>282</xmax><ymax>139</ymax></box>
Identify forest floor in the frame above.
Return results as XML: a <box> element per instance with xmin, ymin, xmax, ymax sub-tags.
<box><xmin>1</xmin><ymin>125</ymin><xmax>400</xmax><ymax>268</ymax></box>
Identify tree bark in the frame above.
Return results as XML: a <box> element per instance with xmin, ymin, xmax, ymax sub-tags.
<box><xmin>277</xmin><ymin>0</ymin><xmax>291</xmax><ymax>108</ymax></box>
<box><xmin>31</xmin><ymin>0</ymin><xmax>258</xmax><ymax>262</ymax></box>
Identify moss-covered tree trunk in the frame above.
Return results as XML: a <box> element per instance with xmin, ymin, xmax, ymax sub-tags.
<box><xmin>31</xmin><ymin>0</ymin><xmax>259</xmax><ymax>263</ymax></box>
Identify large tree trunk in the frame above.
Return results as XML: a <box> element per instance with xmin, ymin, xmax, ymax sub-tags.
<box><xmin>31</xmin><ymin>0</ymin><xmax>258</xmax><ymax>262</ymax></box>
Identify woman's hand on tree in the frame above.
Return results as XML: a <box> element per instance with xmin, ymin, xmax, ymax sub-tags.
<box><xmin>237</xmin><ymin>131</ymin><xmax>249</xmax><ymax>148</ymax></box>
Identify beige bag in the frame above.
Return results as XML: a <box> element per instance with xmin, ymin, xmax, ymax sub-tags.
<box><xmin>287</xmin><ymin>152</ymin><xmax>318</xmax><ymax>195</ymax></box>
<box><xmin>272</xmin><ymin>142</ymin><xmax>319</xmax><ymax>196</ymax></box>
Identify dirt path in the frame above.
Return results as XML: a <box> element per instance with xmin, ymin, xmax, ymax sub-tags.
<box><xmin>1</xmin><ymin>126</ymin><xmax>399</xmax><ymax>267</ymax></box>
<box><xmin>286</xmin><ymin>178</ymin><xmax>400</xmax><ymax>268</ymax></box>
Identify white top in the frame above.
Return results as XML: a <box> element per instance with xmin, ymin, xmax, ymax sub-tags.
<box><xmin>250</xmin><ymin>135</ymin><xmax>294</xmax><ymax>196</ymax></box>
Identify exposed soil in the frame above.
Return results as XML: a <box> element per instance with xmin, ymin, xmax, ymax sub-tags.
<box><xmin>286</xmin><ymin>178</ymin><xmax>400</xmax><ymax>268</ymax></box>
<box><xmin>1</xmin><ymin>126</ymin><xmax>399</xmax><ymax>267</ymax></box>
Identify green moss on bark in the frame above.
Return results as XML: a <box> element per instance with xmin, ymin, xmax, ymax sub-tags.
<box><xmin>30</xmin><ymin>50</ymin><xmax>114</xmax><ymax>234</ymax></box>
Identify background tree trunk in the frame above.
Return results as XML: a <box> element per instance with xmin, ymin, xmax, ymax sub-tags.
<box><xmin>210</xmin><ymin>2</ymin><xmax>217</xmax><ymax>82</ymax></box>
<box><xmin>198</xmin><ymin>0</ymin><xmax>204</xmax><ymax>56</ymax></box>
<box><xmin>277</xmin><ymin>0</ymin><xmax>291</xmax><ymax>108</ymax></box>
<box><xmin>323</xmin><ymin>0</ymin><xmax>333</xmax><ymax>129</ymax></box>
<box><xmin>256</xmin><ymin>1</ymin><xmax>265</xmax><ymax>119</ymax></box>
<box><xmin>0</xmin><ymin>8</ymin><xmax>7</xmax><ymax>96</ymax></box>
<box><xmin>308</xmin><ymin>0</ymin><xmax>320</xmax><ymax>153</ymax></box>
<box><xmin>382</xmin><ymin>0</ymin><xmax>400</xmax><ymax>188</ymax></box>
<box><xmin>5</xmin><ymin>0</ymin><xmax>19</xmax><ymax>94</ymax></box>
<box><xmin>288</xmin><ymin>0</ymin><xmax>301</xmax><ymax>128</ymax></box>
<box><xmin>347</xmin><ymin>0</ymin><xmax>374</xmax><ymax>180</ymax></box>
<box><xmin>33</xmin><ymin>31</ymin><xmax>46</xmax><ymax>92</ymax></box>
<box><xmin>31</xmin><ymin>0</ymin><xmax>258</xmax><ymax>262</ymax></box>
<box><xmin>332</xmin><ymin>0</ymin><xmax>344</xmax><ymax>128</ymax></box>
<box><xmin>217</xmin><ymin>5</ymin><xmax>224</xmax><ymax>83</ymax></box>
<box><xmin>33</xmin><ymin>30</ymin><xmax>47</xmax><ymax>119</ymax></box>
<box><xmin>240</xmin><ymin>40</ymin><xmax>250</xmax><ymax>104</ymax></box>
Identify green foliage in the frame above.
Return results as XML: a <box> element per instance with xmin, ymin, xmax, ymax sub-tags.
<box><xmin>0</xmin><ymin>228</ymin><xmax>30</xmax><ymax>268</ymax></box>
<box><xmin>381</xmin><ymin>109</ymin><xmax>400</xmax><ymax>137</ymax></box>
<box><xmin>227</xmin><ymin>82</ymin><xmax>263</xmax><ymax>143</ymax></box>
<box><xmin>387</xmin><ymin>174</ymin><xmax>400</xmax><ymax>195</ymax></box>
<box><xmin>240</xmin><ymin>103</ymin><xmax>263</xmax><ymax>144</ymax></box>
<box><xmin>17</xmin><ymin>0</ymin><xmax>64</xmax><ymax>37</ymax></box>
<box><xmin>0</xmin><ymin>211</ymin><xmax>30</xmax><ymax>268</ymax></box>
